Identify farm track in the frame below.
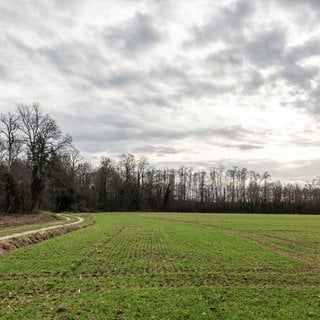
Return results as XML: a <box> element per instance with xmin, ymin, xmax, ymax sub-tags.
<box><xmin>241</xmin><ymin>235</ymin><xmax>306</xmax><ymax>260</ymax></box>
<box><xmin>240</xmin><ymin>234</ymin><xmax>320</xmax><ymax>269</ymax></box>
<box><xmin>261</xmin><ymin>233</ymin><xmax>320</xmax><ymax>253</ymax></box>
<box><xmin>0</xmin><ymin>214</ymin><xmax>94</xmax><ymax>256</ymax></box>
<box><xmin>0</xmin><ymin>214</ymin><xmax>84</xmax><ymax>242</ymax></box>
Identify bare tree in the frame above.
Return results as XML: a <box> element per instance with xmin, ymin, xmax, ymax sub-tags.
<box><xmin>0</xmin><ymin>112</ymin><xmax>23</xmax><ymax>213</ymax></box>
<box><xmin>0</xmin><ymin>112</ymin><xmax>21</xmax><ymax>171</ymax></box>
<box><xmin>18</xmin><ymin>104</ymin><xmax>72</xmax><ymax>212</ymax></box>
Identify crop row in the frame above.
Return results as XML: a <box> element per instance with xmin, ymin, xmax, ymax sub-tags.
<box><xmin>1</xmin><ymin>213</ymin><xmax>320</xmax><ymax>319</ymax></box>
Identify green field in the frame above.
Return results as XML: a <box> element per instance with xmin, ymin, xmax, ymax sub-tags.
<box><xmin>1</xmin><ymin>213</ymin><xmax>320</xmax><ymax>319</ymax></box>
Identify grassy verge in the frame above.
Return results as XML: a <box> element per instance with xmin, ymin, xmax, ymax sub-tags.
<box><xmin>0</xmin><ymin>213</ymin><xmax>320</xmax><ymax>319</ymax></box>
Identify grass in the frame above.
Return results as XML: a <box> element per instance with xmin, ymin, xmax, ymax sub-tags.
<box><xmin>0</xmin><ymin>212</ymin><xmax>320</xmax><ymax>319</ymax></box>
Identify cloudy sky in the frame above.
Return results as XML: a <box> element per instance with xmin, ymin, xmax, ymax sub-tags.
<box><xmin>1</xmin><ymin>0</ymin><xmax>320</xmax><ymax>181</ymax></box>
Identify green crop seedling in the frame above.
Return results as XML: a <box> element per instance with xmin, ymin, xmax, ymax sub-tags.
<box><xmin>1</xmin><ymin>213</ymin><xmax>320</xmax><ymax>319</ymax></box>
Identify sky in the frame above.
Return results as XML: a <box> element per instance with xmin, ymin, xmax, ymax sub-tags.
<box><xmin>0</xmin><ymin>0</ymin><xmax>320</xmax><ymax>182</ymax></box>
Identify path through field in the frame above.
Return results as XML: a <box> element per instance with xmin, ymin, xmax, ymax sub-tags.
<box><xmin>0</xmin><ymin>214</ymin><xmax>84</xmax><ymax>241</ymax></box>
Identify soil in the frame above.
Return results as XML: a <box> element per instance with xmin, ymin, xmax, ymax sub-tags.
<box><xmin>0</xmin><ymin>214</ymin><xmax>57</xmax><ymax>228</ymax></box>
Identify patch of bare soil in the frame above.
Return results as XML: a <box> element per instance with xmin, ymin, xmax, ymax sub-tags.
<box><xmin>0</xmin><ymin>213</ymin><xmax>57</xmax><ymax>228</ymax></box>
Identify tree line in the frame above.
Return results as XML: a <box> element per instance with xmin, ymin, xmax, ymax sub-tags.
<box><xmin>1</xmin><ymin>104</ymin><xmax>320</xmax><ymax>214</ymax></box>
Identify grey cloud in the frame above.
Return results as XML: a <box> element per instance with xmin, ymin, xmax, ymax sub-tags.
<box><xmin>204</xmin><ymin>48</ymin><xmax>245</xmax><ymax>86</ymax></box>
<box><xmin>39</xmin><ymin>43</ymin><xmax>85</xmax><ymax>76</ymax></box>
<box><xmin>0</xmin><ymin>65</ymin><xmax>8</xmax><ymax>80</ymax></box>
<box><xmin>0</xmin><ymin>1</ymin><xmax>46</xmax><ymax>28</ymax></box>
<box><xmin>66</xmin><ymin>108</ymin><xmax>255</xmax><ymax>154</ymax></box>
<box><xmin>215</xmin><ymin>142</ymin><xmax>263</xmax><ymax>150</ymax></box>
<box><xmin>150</xmin><ymin>64</ymin><xmax>188</xmax><ymax>82</ymax></box>
<box><xmin>263</xmin><ymin>40</ymin><xmax>320</xmax><ymax>109</ymax></box>
<box><xmin>177</xmin><ymin>79</ymin><xmax>234</xmax><ymax>99</ymax></box>
<box><xmin>147</xmin><ymin>63</ymin><xmax>234</xmax><ymax>102</ymax></box>
<box><xmin>72</xmin><ymin>128</ymin><xmax>185</xmax><ymax>154</ymax></box>
<box><xmin>88</xmin><ymin>63</ymin><xmax>187</xmax><ymax>94</ymax></box>
<box><xmin>39</xmin><ymin>41</ymin><xmax>161</xmax><ymax>94</ymax></box>
<box><xmin>281</xmin><ymin>64</ymin><xmax>318</xmax><ymax>88</ymax></box>
<box><xmin>243</xmin><ymin>71</ymin><xmax>265</xmax><ymax>92</ymax></box>
<box><xmin>286</xmin><ymin>39</ymin><xmax>320</xmax><ymax>64</ymax></box>
<box><xmin>280</xmin><ymin>39</ymin><xmax>320</xmax><ymax>91</ymax></box>
<box><xmin>53</xmin><ymin>0</ymin><xmax>85</xmax><ymax>11</ymax></box>
<box><xmin>25</xmin><ymin>37</ymin><xmax>186</xmax><ymax>103</ymax></box>
<box><xmin>245</xmin><ymin>29</ymin><xmax>287</xmax><ymax>67</ymax></box>
<box><xmin>132</xmin><ymin>145</ymin><xmax>181</xmax><ymax>155</ymax></box>
<box><xmin>310</xmin><ymin>84</ymin><xmax>320</xmax><ymax>103</ymax></box>
<box><xmin>278</xmin><ymin>0</ymin><xmax>320</xmax><ymax>10</ymax></box>
<box><xmin>287</xmin><ymin>93</ymin><xmax>319</xmax><ymax>115</ymax></box>
<box><xmin>139</xmin><ymin>126</ymin><xmax>260</xmax><ymax>147</ymax></box>
<box><xmin>7</xmin><ymin>36</ymin><xmax>34</xmax><ymax>57</ymax></box>
<box><xmin>193</xmin><ymin>5</ymin><xmax>318</xmax><ymax>102</ymax></box>
<box><xmin>39</xmin><ymin>40</ymin><xmax>111</xmax><ymax>75</ymax></box>
<box><xmin>3</xmin><ymin>6</ymin><xmax>164</xmax><ymax>94</ymax></box>
<box><xmin>206</xmin><ymin>50</ymin><xmax>244</xmax><ymax>67</ymax></box>
<box><xmin>238</xmin><ymin>144</ymin><xmax>263</xmax><ymax>150</ymax></box>
<box><xmin>6</xmin><ymin>35</ymin><xmax>111</xmax><ymax>92</ymax></box>
<box><xmin>104</xmin><ymin>12</ymin><xmax>163</xmax><ymax>53</ymax></box>
<box><xmin>187</xmin><ymin>0</ymin><xmax>254</xmax><ymax>46</ymax></box>
<box><xmin>88</xmin><ymin>69</ymin><xmax>143</xmax><ymax>89</ymax></box>
<box><xmin>267</xmin><ymin>39</ymin><xmax>320</xmax><ymax>112</ymax></box>
<box><xmin>195</xmin><ymin>126</ymin><xmax>251</xmax><ymax>140</ymax></box>
<box><xmin>128</xmin><ymin>95</ymin><xmax>173</xmax><ymax>108</ymax></box>
<box><xmin>203</xmin><ymin>25</ymin><xmax>319</xmax><ymax>103</ymax></box>
<box><xmin>205</xmin><ymin>48</ymin><xmax>265</xmax><ymax>94</ymax></box>
<box><xmin>128</xmin><ymin>126</ymin><xmax>252</xmax><ymax>143</ymax></box>
<box><xmin>291</xmin><ymin>138</ymin><xmax>320</xmax><ymax>147</ymax></box>
<box><xmin>106</xmin><ymin>72</ymin><xmax>139</xmax><ymax>87</ymax></box>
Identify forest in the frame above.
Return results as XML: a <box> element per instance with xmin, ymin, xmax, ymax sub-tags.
<box><xmin>1</xmin><ymin>104</ymin><xmax>320</xmax><ymax>214</ymax></box>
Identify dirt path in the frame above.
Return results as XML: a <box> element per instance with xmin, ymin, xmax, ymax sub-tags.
<box><xmin>0</xmin><ymin>214</ymin><xmax>84</xmax><ymax>242</ymax></box>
